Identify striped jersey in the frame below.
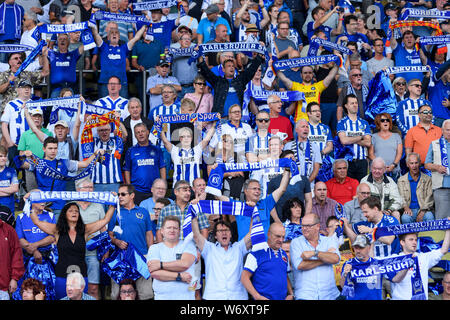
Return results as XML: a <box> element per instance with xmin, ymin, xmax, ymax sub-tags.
<box><xmin>94</xmin><ymin>95</ymin><xmax>129</xmax><ymax>120</ymax></box>
<box><xmin>396</xmin><ymin>98</ymin><xmax>431</xmax><ymax>136</ymax></box>
<box><xmin>245</xmin><ymin>132</ymin><xmax>272</xmax><ymax>159</ymax></box>
<box><xmin>91</xmin><ymin>136</ymin><xmax>123</xmax><ymax>184</ymax></box>
<box><xmin>284</xmin><ymin>139</ymin><xmax>322</xmax><ymax>177</ymax></box>
<box><xmin>337</xmin><ymin>116</ymin><xmax>371</xmax><ymax>160</ymax></box>
<box><xmin>170</xmin><ymin>144</ymin><xmax>203</xmax><ymax>187</ymax></box>
<box><xmin>308</xmin><ymin>122</ymin><xmax>332</xmax><ymax>154</ymax></box>
<box><xmin>0</xmin><ymin>98</ymin><xmax>28</xmax><ymax>144</ymax></box>
<box><xmin>149</xmin><ymin>102</ymin><xmax>180</xmax><ymax>148</ymax></box>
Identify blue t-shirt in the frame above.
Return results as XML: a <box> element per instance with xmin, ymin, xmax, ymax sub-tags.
<box><xmin>353</xmin><ymin>214</ymin><xmax>401</xmax><ymax>258</ymax></box>
<box><xmin>223</xmin><ymin>79</ymin><xmax>240</xmax><ymax>117</ymax></box>
<box><xmin>392</xmin><ymin>43</ymin><xmax>423</xmax><ymax>82</ymax></box>
<box><xmin>408</xmin><ymin>173</ymin><xmax>420</xmax><ymax>209</ymax></box>
<box><xmin>107</xmin><ymin>206</ymin><xmax>153</xmax><ymax>256</ymax></box>
<box><xmin>149</xmin><ymin>20</ymin><xmax>177</xmax><ymax>48</ymax></box>
<box><xmin>48</xmin><ymin>49</ymin><xmax>81</xmax><ymax>85</ymax></box>
<box><xmin>197</xmin><ymin>17</ymin><xmax>232</xmax><ymax>43</ymax></box>
<box><xmin>123</xmin><ymin>143</ymin><xmax>165</xmax><ymax>193</ymax></box>
<box><xmin>428</xmin><ymin>77</ymin><xmax>450</xmax><ymax>120</ymax></box>
<box><xmin>235</xmin><ymin>194</ymin><xmax>276</xmax><ymax>241</ymax></box>
<box><xmin>0</xmin><ymin>4</ymin><xmax>24</xmax><ymax>41</ymax></box>
<box><xmin>98</xmin><ymin>42</ymin><xmax>130</xmax><ymax>84</ymax></box>
<box><xmin>307</xmin><ymin>21</ymin><xmax>332</xmax><ymax>40</ymax></box>
<box><xmin>131</xmin><ymin>39</ymin><xmax>164</xmax><ymax>69</ymax></box>
<box><xmin>0</xmin><ymin>166</ymin><xmax>18</xmax><ymax>213</ymax></box>
<box><xmin>15</xmin><ymin>211</ymin><xmax>55</xmax><ymax>252</ymax></box>
<box><xmin>243</xmin><ymin>247</ymin><xmax>289</xmax><ymax>300</ymax></box>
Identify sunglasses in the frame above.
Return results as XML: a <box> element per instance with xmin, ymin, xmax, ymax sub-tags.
<box><xmin>396</xmin><ymin>82</ymin><xmax>406</xmax><ymax>86</ymax></box>
<box><xmin>351</xmin><ymin>73</ymin><xmax>362</xmax><ymax>77</ymax></box>
<box><xmin>118</xmin><ymin>192</ymin><xmax>129</xmax><ymax>197</ymax></box>
<box><xmin>380</xmin><ymin>118</ymin><xmax>390</xmax><ymax>123</ymax></box>
<box><xmin>195</xmin><ymin>82</ymin><xmax>206</xmax><ymax>86</ymax></box>
<box><xmin>256</xmin><ymin>118</ymin><xmax>270</xmax><ymax>123</ymax></box>
<box><xmin>410</xmin><ymin>84</ymin><xmax>422</xmax><ymax>88</ymax></box>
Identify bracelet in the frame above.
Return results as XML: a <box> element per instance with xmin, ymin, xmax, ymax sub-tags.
<box><xmin>160</xmin><ymin>261</ymin><xmax>163</xmax><ymax>270</ymax></box>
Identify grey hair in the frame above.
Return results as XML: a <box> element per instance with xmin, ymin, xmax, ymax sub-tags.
<box><xmin>243</xmin><ymin>179</ymin><xmax>260</xmax><ymax>191</ymax></box>
<box><xmin>332</xmin><ymin>158</ymin><xmax>348</xmax><ymax>171</ymax></box>
<box><xmin>405</xmin><ymin>152</ymin><xmax>421</xmax><ymax>164</ymax></box>
<box><xmin>75</xmin><ymin>177</ymin><xmax>93</xmax><ymax>190</ymax></box>
<box><xmin>67</xmin><ymin>272</ymin><xmax>86</xmax><ymax>289</ymax></box>
<box><xmin>371</xmin><ymin>157</ymin><xmax>386</xmax><ymax>168</ymax></box>
<box><xmin>128</xmin><ymin>97</ymin><xmax>142</xmax><ymax>109</ymax></box>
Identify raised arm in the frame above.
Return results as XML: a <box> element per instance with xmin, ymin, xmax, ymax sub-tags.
<box><xmin>30</xmin><ymin>207</ymin><xmax>57</xmax><ymax>237</ymax></box>
<box><xmin>271</xmin><ymin>168</ymin><xmax>290</xmax><ymax>202</ymax></box>
<box><xmin>84</xmin><ymin>204</ymin><xmax>116</xmax><ymax>239</ymax></box>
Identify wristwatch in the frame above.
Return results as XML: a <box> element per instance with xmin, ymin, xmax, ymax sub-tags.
<box><xmin>313</xmin><ymin>249</ymin><xmax>319</xmax><ymax>258</ymax></box>
<box><xmin>176</xmin><ymin>272</ymin><xmax>182</xmax><ymax>282</ymax></box>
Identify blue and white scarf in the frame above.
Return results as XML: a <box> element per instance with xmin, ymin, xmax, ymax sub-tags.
<box><xmin>308</xmin><ymin>38</ymin><xmax>353</xmax><ymax>56</ymax></box>
<box><xmin>89</xmin><ymin>10</ymin><xmax>151</xmax><ymax>25</ymax></box>
<box><xmin>188</xmin><ymin>42</ymin><xmax>268</xmax><ymax>65</ymax></box>
<box><xmin>419</xmin><ymin>35</ymin><xmax>450</xmax><ymax>46</ymax></box>
<box><xmin>384</xmin><ymin>65</ymin><xmax>431</xmax><ymax>75</ymax></box>
<box><xmin>206</xmin><ymin>158</ymin><xmax>300</xmax><ymax>197</ymax></box>
<box><xmin>132</xmin><ymin>0</ymin><xmax>178</xmax><ymax>11</ymax></box>
<box><xmin>439</xmin><ymin>137</ymin><xmax>450</xmax><ymax>175</ymax></box>
<box><xmin>372</xmin><ymin>219</ymin><xmax>450</xmax><ymax>241</ymax></box>
<box><xmin>248</xmin><ymin>89</ymin><xmax>306</xmax><ymax>104</ymax></box>
<box><xmin>14</xmin><ymin>40</ymin><xmax>46</xmax><ymax>77</ymax></box>
<box><xmin>0</xmin><ymin>44</ymin><xmax>34</xmax><ymax>53</ymax></box>
<box><xmin>182</xmin><ymin>200</ymin><xmax>267</xmax><ymax>251</ymax></box>
<box><xmin>0</xmin><ymin>2</ymin><xmax>23</xmax><ymax>39</ymax></box>
<box><xmin>29</xmin><ymin>190</ymin><xmax>118</xmax><ymax>206</ymax></box>
<box><xmin>26</xmin><ymin>95</ymin><xmax>81</xmax><ymax>124</ymax></box>
<box><xmin>400</xmin><ymin>8</ymin><xmax>450</xmax><ymax>20</ymax></box>
<box><xmin>272</xmin><ymin>54</ymin><xmax>341</xmax><ymax>71</ymax></box>
<box><xmin>168</xmin><ymin>47</ymin><xmax>194</xmax><ymax>57</ymax></box>
<box><xmin>151</xmin><ymin>112</ymin><xmax>221</xmax><ymax>136</ymax></box>
<box><xmin>14</xmin><ymin>153</ymin><xmax>104</xmax><ymax>182</ymax></box>
<box><xmin>32</xmin><ymin>22</ymin><xmax>96</xmax><ymax>50</ymax></box>
<box><xmin>342</xmin><ymin>254</ymin><xmax>415</xmax><ymax>298</ymax></box>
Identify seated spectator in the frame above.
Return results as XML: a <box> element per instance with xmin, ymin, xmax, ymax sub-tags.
<box><xmin>147</xmin><ymin>215</ymin><xmax>197</xmax><ymax>300</ymax></box>
<box><xmin>360</xmin><ymin>157</ymin><xmax>404</xmax><ymax>222</ymax></box>
<box><xmin>405</xmin><ymin>104</ymin><xmax>442</xmax><ymax>166</ymax></box>
<box><xmin>282</xmin><ymin>197</ymin><xmax>304</xmax><ymax>241</ymax></box>
<box><xmin>343</xmin><ymin>182</ymin><xmax>371</xmax><ymax>224</ymax></box>
<box><xmin>325</xmin><ymin>159</ymin><xmax>359</xmax><ymax>205</ymax></box>
<box><xmin>21</xmin><ymin>278</ymin><xmax>46</xmax><ymax>300</ymax></box>
<box><xmin>60</xmin><ymin>272</ymin><xmax>96</xmax><ymax>300</ymax></box>
<box><xmin>398</xmin><ymin>152</ymin><xmax>434</xmax><ymax>224</ymax></box>
<box><xmin>117</xmin><ymin>279</ymin><xmax>139</xmax><ymax>301</ymax></box>
<box><xmin>424</xmin><ymin>119</ymin><xmax>450</xmax><ymax>220</ymax></box>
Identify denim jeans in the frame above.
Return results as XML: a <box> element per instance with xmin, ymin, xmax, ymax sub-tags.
<box><xmin>401</xmin><ymin>207</ymin><xmax>434</xmax><ymax>224</ymax></box>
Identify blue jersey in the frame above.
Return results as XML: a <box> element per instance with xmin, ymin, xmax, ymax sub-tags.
<box><xmin>123</xmin><ymin>143</ymin><xmax>165</xmax><ymax>193</ymax></box>
<box><xmin>307</xmin><ymin>21</ymin><xmax>332</xmax><ymax>40</ymax></box>
<box><xmin>0</xmin><ymin>167</ymin><xmax>18</xmax><ymax>213</ymax></box>
<box><xmin>15</xmin><ymin>210</ymin><xmax>55</xmax><ymax>252</ymax></box>
<box><xmin>98</xmin><ymin>42</ymin><xmax>129</xmax><ymax>84</ymax></box>
<box><xmin>337</xmin><ymin>116</ymin><xmax>371</xmax><ymax>160</ymax></box>
<box><xmin>149</xmin><ymin>20</ymin><xmax>177</xmax><ymax>48</ymax></box>
<box><xmin>107</xmin><ymin>206</ymin><xmax>154</xmax><ymax>256</ymax></box>
<box><xmin>392</xmin><ymin>43</ymin><xmax>423</xmax><ymax>82</ymax></box>
<box><xmin>309</xmin><ymin>122</ymin><xmax>332</xmax><ymax>154</ymax></box>
<box><xmin>243</xmin><ymin>247</ymin><xmax>290</xmax><ymax>300</ymax></box>
<box><xmin>353</xmin><ymin>214</ymin><xmax>401</xmax><ymax>258</ymax></box>
<box><xmin>342</xmin><ymin>257</ymin><xmax>383</xmax><ymax>300</ymax></box>
<box><xmin>48</xmin><ymin>48</ymin><xmax>81</xmax><ymax>85</ymax></box>
<box><xmin>428</xmin><ymin>76</ymin><xmax>450</xmax><ymax>120</ymax></box>
<box><xmin>396</xmin><ymin>98</ymin><xmax>431</xmax><ymax>136</ymax></box>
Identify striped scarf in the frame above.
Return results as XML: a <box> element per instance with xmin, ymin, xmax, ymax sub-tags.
<box><xmin>0</xmin><ymin>3</ymin><xmax>22</xmax><ymax>39</ymax></box>
<box><xmin>386</xmin><ymin>20</ymin><xmax>443</xmax><ymax>52</ymax></box>
<box><xmin>80</xmin><ymin>111</ymin><xmax>122</xmax><ymax>160</ymax></box>
<box><xmin>182</xmin><ymin>200</ymin><xmax>267</xmax><ymax>251</ymax></box>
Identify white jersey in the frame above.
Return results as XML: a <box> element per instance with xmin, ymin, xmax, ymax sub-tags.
<box><xmin>94</xmin><ymin>95</ymin><xmax>129</xmax><ymax>120</ymax></box>
<box><xmin>170</xmin><ymin>144</ymin><xmax>203</xmax><ymax>187</ymax></box>
<box><xmin>1</xmin><ymin>98</ymin><xmax>27</xmax><ymax>144</ymax></box>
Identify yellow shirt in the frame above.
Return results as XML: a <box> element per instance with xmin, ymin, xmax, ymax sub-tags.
<box><xmin>291</xmin><ymin>80</ymin><xmax>326</xmax><ymax>122</ymax></box>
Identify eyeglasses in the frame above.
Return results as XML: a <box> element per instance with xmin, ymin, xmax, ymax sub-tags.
<box><xmin>256</xmin><ymin>118</ymin><xmax>270</xmax><ymax>123</ymax></box>
<box><xmin>118</xmin><ymin>192</ymin><xmax>130</xmax><ymax>197</ymax></box>
<box><xmin>380</xmin><ymin>118</ymin><xmax>390</xmax><ymax>123</ymax></box>
<box><xmin>302</xmin><ymin>222</ymin><xmax>318</xmax><ymax>229</ymax></box>
<box><xmin>153</xmin><ymin>208</ymin><xmax>162</xmax><ymax>212</ymax></box>
<box><xmin>120</xmin><ymin>290</ymin><xmax>135</xmax><ymax>295</ymax></box>
<box><xmin>420</xmin><ymin>110</ymin><xmax>432</xmax><ymax>115</ymax></box>
<box><xmin>410</xmin><ymin>84</ymin><xmax>422</xmax><ymax>88</ymax></box>
<box><xmin>359</xmin><ymin>191</ymin><xmax>371</xmax><ymax>196</ymax></box>
<box><xmin>194</xmin><ymin>82</ymin><xmax>206</xmax><ymax>86</ymax></box>
<box><xmin>351</xmin><ymin>73</ymin><xmax>362</xmax><ymax>77</ymax></box>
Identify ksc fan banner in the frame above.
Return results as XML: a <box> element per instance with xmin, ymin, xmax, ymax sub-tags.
<box><xmin>182</xmin><ymin>200</ymin><xmax>267</xmax><ymax>251</ymax></box>
<box><xmin>132</xmin><ymin>0</ymin><xmax>178</xmax><ymax>11</ymax></box>
<box><xmin>152</xmin><ymin>112</ymin><xmax>221</xmax><ymax>136</ymax></box>
<box><xmin>372</xmin><ymin>219</ymin><xmax>450</xmax><ymax>241</ymax></box>
<box><xmin>308</xmin><ymin>38</ymin><xmax>353</xmax><ymax>56</ymax></box>
<box><xmin>272</xmin><ymin>54</ymin><xmax>341</xmax><ymax>71</ymax></box>
<box><xmin>400</xmin><ymin>8</ymin><xmax>450</xmax><ymax>20</ymax></box>
<box><xmin>188</xmin><ymin>42</ymin><xmax>268</xmax><ymax>64</ymax></box>
<box><xmin>0</xmin><ymin>44</ymin><xmax>34</xmax><ymax>53</ymax></box>
<box><xmin>29</xmin><ymin>190</ymin><xmax>119</xmax><ymax>206</ymax></box>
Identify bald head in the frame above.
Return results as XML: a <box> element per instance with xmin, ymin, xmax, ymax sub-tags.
<box><xmin>267</xmin><ymin>222</ymin><xmax>285</xmax><ymax>250</ymax></box>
